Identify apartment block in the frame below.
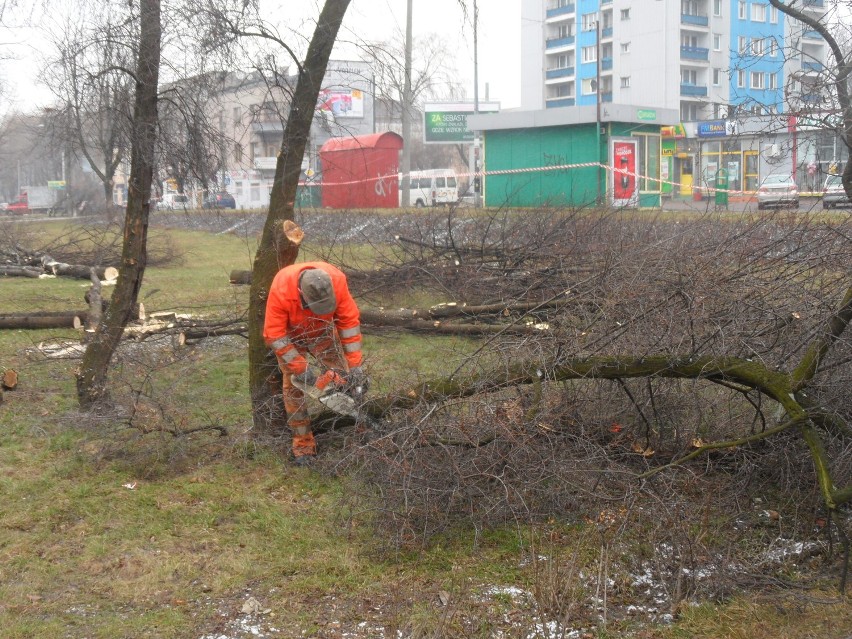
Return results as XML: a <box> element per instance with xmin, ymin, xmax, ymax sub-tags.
<box><xmin>522</xmin><ymin>0</ymin><xmax>827</xmax><ymax>122</ymax></box>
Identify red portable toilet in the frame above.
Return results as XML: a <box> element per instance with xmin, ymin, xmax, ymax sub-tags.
<box><xmin>319</xmin><ymin>132</ymin><xmax>403</xmax><ymax>208</ymax></box>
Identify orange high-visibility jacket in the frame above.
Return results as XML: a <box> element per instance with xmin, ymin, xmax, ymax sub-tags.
<box><xmin>263</xmin><ymin>262</ymin><xmax>363</xmax><ymax>374</ymax></box>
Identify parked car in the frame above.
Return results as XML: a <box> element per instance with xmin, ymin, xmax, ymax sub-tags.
<box><xmin>821</xmin><ymin>174</ymin><xmax>850</xmax><ymax>209</ymax></box>
<box><xmin>756</xmin><ymin>175</ymin><xmax>799</xmax><ymax>210</ymax></box>
<box><xmin>203</xmin><ymin>191</ymin><xmax>236</xmax><ymax>209</ymax></box>
<box><xmin>156</xmin><ymin>193</ymin><xmax>190</xmax><ymax>210</ymax></box>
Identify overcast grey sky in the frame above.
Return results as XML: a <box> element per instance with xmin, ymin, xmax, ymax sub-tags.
<box><xmin>0</xmin><ymin>0</ymin><xmax>522</xmax><ymax>113</ymax></box>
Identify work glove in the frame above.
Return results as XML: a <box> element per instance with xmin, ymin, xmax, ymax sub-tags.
<box><xmin>346</xmin><ymin>366</ymin><xmax>370</xmax><ymax>398</ymax></box>
<box><xmin>292</xmin><ymin>367</ymin><xmax>317</xmax><ymax>388</ymax></box>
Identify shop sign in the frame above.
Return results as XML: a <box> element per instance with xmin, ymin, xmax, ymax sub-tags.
<box><xmin>697</xmin><ymin>120</ymin><xmax>728</xmax><ymax>137</ymax></box>
<box><xmin>424</xmin><ymin>102</ymin><xmax>500</xmax><ymax>144</ymax></box>
<box><xmin>661</xmin><ymin>124</ymin><xmax>686</xmax><ymax>138</ymax></box>
<box><xmin>636</xmin><ymin>109</ymin><xmax>657</xmax><ymax>121</ymax></box>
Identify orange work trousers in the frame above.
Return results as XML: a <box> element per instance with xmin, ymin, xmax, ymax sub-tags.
<box><xmin>281</xmin><ymin>338</ymin><xmax>348</xmax><ymax>458</ymax></box>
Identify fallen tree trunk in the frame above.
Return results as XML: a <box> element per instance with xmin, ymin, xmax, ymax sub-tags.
<box><xmin>0</xmin><ymin>312</ymin><xmax>85</xmax><ymax>329</ymax></box>
<box><xmin>229</xmin><ymin>269</ymin><xmax>253</xmax><ymax>285</ymax></box>
<box><xmin>41</xmin><ymin>256</ymin><xmax>118</xmax><ymax>281</ymax></box>
<box><xmin>359</xmin><ymin>310</ymin><xmax>548</xmax><ymax>336</ymax></box>
<box><xmin>0</xmin><ymin>266</ymin><xmax>42</xmax><ymax>278</ymax></box>
<box><xmin>0</xmin><ymin>304</ymin><xmax>141</xmax><ymax>330</ymax></box>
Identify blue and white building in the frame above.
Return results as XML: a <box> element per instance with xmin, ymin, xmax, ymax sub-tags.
<box><xmin>522</xmin><ymin>0</ymin><xmax>827</xmax><ymax>120</ymax></box>
<box><xmin>468</xmin><ymin>0</ymin><xmax>840</xmax><ymax>199</ymax></box>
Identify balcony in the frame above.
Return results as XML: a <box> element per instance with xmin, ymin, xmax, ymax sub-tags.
<box><xmin>546</xmin><ymin>3</ymin><xmax>575</xmax><ymax>19</ymax></box>
<box><xmin>680</xmin><ymin>84</ymin><xmax>708</xmax><ymax>97</ymax></box>
<box><xmin>600</xmin><ymin>92</ymin><xmax>612</xmax><ymax>103</ymax></box>
<box><xmin>802</xmin><ymin>61</ymin><xmax>824</xmax><ymax>73</ymax></box>
<box><xmin>546</xmin><ymin>66</ymin><xmax>575</xmax><ymax>79</ymax></box>
<box><xmin>546</xmin><ymin>97</ymin><xmax>576</xmax><ymax>108</ymax></box>
<box><xmin>601</xmin><ymin>57</ymin><xmax>613</xmax><ymax>71</ymax></box>
<box><xmin>601</xmin><ymin>26</ymin><xmax>613</xmax><ymax>38</ymax></box>
<box><xmin>681</xmin><ymin>13</ymin><xmax>709</xmax><ymax>27</ymax></box>
<box><xmin>803</xmin><ymin>30</ymin><xmax>822</xmax><ymax>40</ymax></box>
<box><xmin>801</xmin><ymin>93</ymin><xmax>823</xmax><ymax>103</ymax></box>
<box><xmin>803</xmin><ymin>0</ymin><xmax>824</xmax><ymax>7</ymax></box>
<box><xmin>681</xmin><ymin>46</ymin><xmax>709</xmax><ymax>61</ymax></box>
<box><xmin>546</xmin><ymin>35</ymin><xmax>576</xmax><ymax>49</ymax></box>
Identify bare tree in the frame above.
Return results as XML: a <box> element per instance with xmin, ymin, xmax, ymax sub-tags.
<box><xmin>767</xmin><ymin>1</ymin><xmax>852</xmax><ymax>197</ymax></box>
<box><xmin>76</xmin><ymin>0</ymin><xmax>162</xmax><ymax>406</ymax></box>
<box><xmin>47</xmin><ymin>12</ymin><xmax>135</xmax><ymax>212</ymax></box>
<box><xmin>187</xmin><ymin>0</ymin><xmax>353</xmax><ymax>430</ymax></box>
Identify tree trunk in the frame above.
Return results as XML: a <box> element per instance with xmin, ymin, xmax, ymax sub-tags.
<box><xmin>76</xmin><ymin>0</ymin><xmax>161</xmax><ymax>408</ymax></box>
<box><xmin>247</xmin><ymin>0</ymin><xmax>351</xmax><ymax>434</ymax></box>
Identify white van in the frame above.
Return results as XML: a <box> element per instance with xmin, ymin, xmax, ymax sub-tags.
<box><xmin>399</xmin><ymin>169</ymin><xmax>459</xmax><ymax>207</ymax></box>
<box><xmin>157</xmin><ymin>193</ymin><xmax>190</xmax><ymax>210</ymax></box>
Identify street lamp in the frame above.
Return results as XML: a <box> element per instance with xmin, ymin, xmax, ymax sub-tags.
<box><xmin>473</xmin><ymin>0</ymin><xmax>481</xmax><ymax>208</ymax></box>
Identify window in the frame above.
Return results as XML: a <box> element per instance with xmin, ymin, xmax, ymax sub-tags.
<box><xmin>738</xmin><ymin>36</ymin><xmax>748</xmax><ymax>54</ymax></box>
<box><xmin>769</xmin><ymin>73</ymin><xmax>777</xmax><ymax>89</ymax></box>
<box><xmin>714</xmin><ymin>0</ymin><xmax>722</xmax><ymax>16</ymax></box>
<box><xmin>738</xmin><ymin>1</ymin><xmax>746</xmax><ymax>19</ymax></box>
<box><xmin>582</xmin><ymin>46</ymin><xmax>597</xmax><ymax>63</ymax></box>
<box><xmin>682</xmin><ymin>0</ymin><xmax>699</xmax><ymax>15</ymax></box>
<box><xmin>234</xmin><ymin>143</ymin><xmax>243</xmax><ymax>163</ymax></box>
<box><xmin>620</xmin><ymin>8</ymin><xmax>630</xmax><ymax>20</ymax></box>
<box><xmin>752</xmin><ymin>3</ymin><xmax>766</xmax><ymax>22</ymax></box>
<box><xmin>620</xmin><ymin>76</ymin><xmax>631</xmax><ymax>88</ymax></box>
<box><xmin>681</xmin><ymin>102</ymin><xmax>699</xmax><ymax>121</ymax></box>
<box><xmin>713</xmin><ymin>33</ymin><xmax>722</xmax><ymax>51</ymax></box>
<box><xmin>713</xmin><ymin>68</ymin><xmax>722</xmax><ymax>85</ymax></box>
<box><xmin>770</xmin><ymin>38</ymin><xmax>778</xmax><ymax>57</ymax></box>
<box><xmin>621</xmin><ymin>41</ymin><xmax>631</xmax><ymax>53</ymax></box>
<box><xmin>582</xmin><ymin>78</ymin><xmax>597</xmax><ymax>94</ymax></box>
<box><xmin>751</xmin><ymin>71</ymin><xmax>765</xmax><ymax>89</ymax></box>
<box><xmin>770</xmin><ymin>5</ymin><xmax>778</xmax><ymax>23</ymax></box>
<box><xmin>232</xmin><ymin>107</ymin><xmax>241</xmax><ymax>125</ymax></box>
<box><xmin>582</xmin><ymin>12</ymin><xmax>597</xmax><ymax>31</ymax></box>
<box><xmin>682</xmin><ymin>69</ymin><xmax>698</xmax><ymax>85</ymax></box>
<box><xmin>633</xmin><ymin>133</ymin><xmax>661</xmax><ymax>192</ymax></box>
<box><xmin>751</xmin><ymin>38</ymin><xmax>764</xmax><ymax>56</ymax></box>
<box><xmin>738</xmin><ymin>70</ymin><xmax>746</xmax><ymax>87</ymax></box>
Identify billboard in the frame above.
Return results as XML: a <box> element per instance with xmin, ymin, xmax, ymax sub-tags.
<box><xmin>319</xmin><ymin>88</ymin><xmax>365</xmax><ymax>118</ymax></box>
<box><xmin>610</xmin><ymin>138</ymin><xmax>639</xmax><ymax>208</ymax></box>
<box><xmin>424</xmin><ymin>102</ymin><xmax>500</xmax><ymax>144</ymax></box>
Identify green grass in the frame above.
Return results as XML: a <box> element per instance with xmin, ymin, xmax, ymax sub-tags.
<box><xmin>0</xmin><ymin>221</ymin><xmax>849</xmax><ymax>638</ymax></box>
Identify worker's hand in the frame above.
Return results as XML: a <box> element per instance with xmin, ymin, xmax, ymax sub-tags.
<box><xmin>292</xmin><ymin>367</ymin><xmax>317</xmax><ymax>387</ymax></box>
<box><xmin>346</xmin><ymin>366</ymin><xmax>369</xmax><ymax>398</ymax></box>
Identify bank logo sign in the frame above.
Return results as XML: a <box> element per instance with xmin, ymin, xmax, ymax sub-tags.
<box><xmin>424</xmin><ymin>102</ymin><xmax>500</xmax><ymax>144</ymax></box>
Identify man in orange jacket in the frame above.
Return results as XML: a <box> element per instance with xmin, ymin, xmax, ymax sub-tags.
<box><xmin>264</xmin><ymin>261</ymin><xmax>367</xmax><ymax>465</ymax></box>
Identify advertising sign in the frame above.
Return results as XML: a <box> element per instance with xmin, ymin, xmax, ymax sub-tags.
<box><xmin>424</xmin><ymin>102</ymin><xmax>500</xmax><ymax>144</ymax></box>
<box><xmin>697</xmin><ymin>120</ymin><xmax>728</xmax><ymax>137</ymax></box>
<box><xmin>610</xmin><ymin>138</ymin><xmax>639</xmax><ymax>208</ymax></box>
<box><xmin>319</xmin><ymin>88</ymin><xmax>364</xmax><ymax>118</ymax></box>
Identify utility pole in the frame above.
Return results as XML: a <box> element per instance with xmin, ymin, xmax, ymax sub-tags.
<box><xmin>473</xmin><ymin>0</ymin><xmax>481</xmax><ymax>208</ymax></box>
<box><xmin>400</xmin><ymin>0</ymin><xmax>413</xmax><ymax>207</ymax></box>
<box><xmin>596</xmin><ymin>16</ymin><xmax>602</xmax><ymax>205</ymax></box>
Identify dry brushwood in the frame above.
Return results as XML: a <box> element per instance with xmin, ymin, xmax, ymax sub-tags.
<box><xmin>322</xmin><ymin>208</ymin><xmax>852</xmax><ymax>561</ymax></box>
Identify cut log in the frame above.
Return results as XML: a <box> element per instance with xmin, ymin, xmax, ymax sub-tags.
<box><xmin>0</xmin><ymin>305</ymin><xmax>140</xmax><ymax>330</ymax></box>
<box><xmin>40</xmin><ymin>255</ymin><xmax>119</xmax><ymax>281</ymax></box>
<box><xmin>0</xmin><ymin>312</ymin><xmax>84</xmax><ymax>329</ymax></box>
<box><xmin>2</xmin><ymin>369</ymin><xmax>18</xmax><ymax>390</ymax></box>
<box><xmin>85</xmin><ymin>269</ymin><xmax>102</xmax><ymax>333</ymax></box>
<box><xmin>0</xmin><ymin>266</ymin><xmax>42</xmax><ymax>278</ymax></box>
<box><xmin>230</xmin><ymin>269</ymin><xmax>253</xmax><ymax>285</ymax></box>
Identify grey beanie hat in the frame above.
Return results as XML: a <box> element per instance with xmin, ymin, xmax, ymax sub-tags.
<box><xmin>299</xmin><ymin>268</ymin><xmax>337</xmax><ymax>315</ymax></box>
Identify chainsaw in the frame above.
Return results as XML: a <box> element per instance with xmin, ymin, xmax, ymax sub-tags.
<box><xmin>291</xmin><ymin>369</ymin><xmax>364</xmax><ymax>421</ymax></box>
